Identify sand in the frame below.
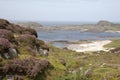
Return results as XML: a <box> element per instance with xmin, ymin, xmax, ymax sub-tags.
<box><xmin>67</xmin><ymin>40</ymin><xmax>112</xmax><ymax>52</ymax></box>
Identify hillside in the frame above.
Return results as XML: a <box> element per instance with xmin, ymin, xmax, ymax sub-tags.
<box><xmin>0</xmin><ymin>19</ymin><xmax>120</xmax><ymax>80</ymax></box>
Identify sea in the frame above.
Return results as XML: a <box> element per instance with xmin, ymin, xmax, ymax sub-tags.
<box><xmin>37</xmin><ymin>21</ymin><xmax>120</xmax><ymax>48</ymax></box>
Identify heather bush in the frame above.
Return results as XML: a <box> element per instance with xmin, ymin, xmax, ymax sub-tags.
<box><xmin>0</xmin><ymin>38</ymin><xmax>10</xmax><ymax>52</ymax></box>
<box><xmin>0</xmin><ymin>29</ymin><xmax>15</xmax><ymax>43</ymax></box>
<box><xmin>22</xmin><ymin>28</ymin><xmax>38</xmax><ymax>37</ymax></box>
<box><xmin>36</xmin><ymin>39</ymin><xmax>49</xmax><ymax>51</ymax></box>
<box><xmin>0</xmin><ymin>19</ymin><xmax>9</xmax><ymax>29</ymax></box>
<box><xmin>6</xmin><ymin>24</ymin><xmax>25</xmax><ymax>34</ymax></box>
<box><xmin>17</xmin><ymin>34</ymin><xmax>36</xmax><ymax>48</ymax></box>
<box><xmin>3</xmin><ymin>57</ymin><xmax>50</xmax><ymax>79</ymax></box>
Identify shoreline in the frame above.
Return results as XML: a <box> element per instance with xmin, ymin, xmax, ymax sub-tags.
<box><xmin>67</xmin><ymin>40</ymin><xmax>112</xmax><ymax>52</ymax></box>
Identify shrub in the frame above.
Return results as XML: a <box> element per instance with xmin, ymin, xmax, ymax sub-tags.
<box><xmin>6</xmin><ymin>24</ymin><xmax>25</xmax><ymax>34</ymax></box>
<box><xmin>36</xmin><ymin>40</ymin><xmax>49</xmax><ymax>51</ymax></box>
<box><xmin>0</xmin><ymin>19</ymin><xmax>9</xmax><ymax>29</ymax></box>
<box><xmin>4</xmin><ymin>57</ymin><xmax>50</xmax><ymax>78</ymax></box>
<box><xmin>0</xmin><ymin>38</ymin><xmax>10</xmax><ymax>52</ymax></box>
<box><xmin>17</xmin><ymin>34</ymin><xmax>36</xmax><ymax>48</ymax></box>
<box><xmin>23</xmin><ymin>28</ymin><xmax>38</xmax><ymax>37</ymax></box>
<box><xmin>0</xmin><ymin>29</ymin><xmax>15</xmax><ymax>43</ymax></box>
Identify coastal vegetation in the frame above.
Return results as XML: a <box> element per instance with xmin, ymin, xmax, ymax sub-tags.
<box><xmin>0</xmin><ymin>19</ymin><xmax>120</xmax><ymax>80</ymax></box>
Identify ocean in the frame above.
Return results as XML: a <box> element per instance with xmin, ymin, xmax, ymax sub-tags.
<box><xmin>37</xmin><ymin>30</ymin><xmax>120</xmax><ymax>48</ymax></box>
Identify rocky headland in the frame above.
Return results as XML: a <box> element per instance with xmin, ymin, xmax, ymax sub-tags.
<box><xmin>0</xmin><ymin>19</ymin><xmax>50</xmax><ymax>80</ymax></box>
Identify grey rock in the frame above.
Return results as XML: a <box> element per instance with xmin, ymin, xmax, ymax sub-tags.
<box><xmin>6</xmin><ymin>75</ymin><xmax>14</xmax><ymax>80</ymax></box>
<box><xmin>39</xmin><ymin>49</ymin><xmax>49</xmax><ymax>56</ymax></box>
<box><xmin>9</xmin><ymin>48</ymin><xmax>18</xmax><ymax>58</ymax></box>
<box><xmin>3</xmin><ymin>53</ymin><xmax>10</xmax><ymax>59</ymax></box>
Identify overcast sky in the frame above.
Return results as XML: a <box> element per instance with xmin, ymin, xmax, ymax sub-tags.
<box><xmin>0</xmin><ymin>0</ymin><xmax>120</xmax><ymax>22</ymax></box>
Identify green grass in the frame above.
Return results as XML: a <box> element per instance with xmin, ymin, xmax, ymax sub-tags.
<box><xmin>43</xmin><ymin>45</ymin><xmax>120</xmax><ymax>80</ymax></box>
<box><xmin>104</xmin><ymin>39</ymin><xmax>120</xmax><ymax>48</ymax></box>
<box><xmin>15</xmin><ymin>43</ymin><xmax>120</xmax><ymax>80</ymax></box>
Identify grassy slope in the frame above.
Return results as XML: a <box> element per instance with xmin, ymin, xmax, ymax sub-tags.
<box><xmin>104</xmin><ymin>39</ymin><xmax>120</xmax><ymax>48</ymax></box>
<box><xmin>18</xmin><ymin>40</ymin><xmax>120</xmax><ymax>80</ymax></box>
<box><xmin>41</xmin><ymin>45</ymin><xmax>120</xmax><ymax>80</ymax></box>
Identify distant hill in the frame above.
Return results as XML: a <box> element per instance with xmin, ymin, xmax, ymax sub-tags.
<box><xmin>16</xmin><ymin>22</ymin><xmax>43</xmax><ymax>30</ymax></box>
<box><xmin>38</xmin><ymin>20</ymin><xmax>120</xmax><ymax>32</ymax></box>
<box><xmin>96</xmin><ymin>20</ymin><xmax>113</xmax><ymax>26</ymax></box>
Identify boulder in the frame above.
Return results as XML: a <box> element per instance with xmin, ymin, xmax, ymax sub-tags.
<box><xmin>9</xmin><ymin>48</ymin><xmax>18</xmax><ymax>58</ymax></box>
<box><xmin>39</xmin><ymin>49</ymin><xmax>49</xmax><ymax>56</ymax></box>
<box><xmin>3</xmin><ymin>53</ymin><xmax>10</xmax><ymax>59</ymax></box>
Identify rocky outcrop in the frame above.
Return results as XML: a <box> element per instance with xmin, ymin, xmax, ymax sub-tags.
<box><xmin>0</xmin><ymin>19</ymin><xmax>51</xmax><ymax>80</ymax></box>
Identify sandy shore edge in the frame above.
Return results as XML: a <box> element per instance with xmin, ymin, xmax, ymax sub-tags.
<box><xmin>67</xmin><ymin>40</ymin><xmax>112</xmax><ymax>52</ymax></box>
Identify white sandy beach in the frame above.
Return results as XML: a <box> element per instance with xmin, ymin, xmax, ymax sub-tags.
<box><xmin>67</xmin><ymin>40</ymin><xmax>112</xmax><ymax>52</ymax></box>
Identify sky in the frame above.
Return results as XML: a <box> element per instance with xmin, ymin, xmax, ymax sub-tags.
<box><xmin>0</xmin><ymin>0</ymin><xmax>120</xmax><ymax>22</ymax></box>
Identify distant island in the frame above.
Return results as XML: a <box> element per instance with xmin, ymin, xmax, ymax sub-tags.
<box><xmin>15</xmin><ymin>22</ymin><xmax>43</xmax><ymax>30</ymax></box>
<box><xmin>15</xmin><ymin>20</ymin><xmax>120</xmax><ymax>32</ymax></box>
